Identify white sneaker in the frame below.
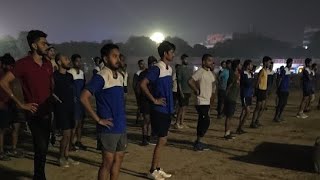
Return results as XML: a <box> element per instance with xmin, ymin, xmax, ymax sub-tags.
<box><xmin>147</xmin><ymin>170</ymin><xmax>165</xmax><ymax>180</ymax></box>
<box><xmin>59</xmin><ymin>158</ymin><xmax>70</xmax><ymax>168</ymax></box>
<box><xmin>158</xmin><ymin>169</ymin><xmax>172</xmax><ymax>178</ymax></box>
<box><xmin>297</xmin><ymin>113</ymin><xmax>308</xmax><ymax>119</ymax></box>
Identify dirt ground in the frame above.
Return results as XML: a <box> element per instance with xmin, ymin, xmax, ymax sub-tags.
<box><xmin>0</xmin><ymin>91</ymin><xmax>320</xmax><ymax>180</ymax></box>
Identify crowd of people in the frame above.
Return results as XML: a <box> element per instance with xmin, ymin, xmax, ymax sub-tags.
<box><xmin>0</xmin><ymin>29</ymin><xmax>319</xmax><ymax>180</ymax></box>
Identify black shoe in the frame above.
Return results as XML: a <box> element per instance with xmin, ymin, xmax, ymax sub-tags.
<box><xmin>250</xmin><ymin>123</ymin><xmax>258</xmax><ymax>129</ymax></box>
<box><xmin>75</xmin><ymin>142</ymin><xmax>87</xmax><ymax>151</ymax></box>
<box><xmin>224</xmin><ymin>134</ymin><xmax>236</xmax><ymax>140</ymax></box>
<box><xmin>141</xmin><ymin>141</ymin><xmax>149</xmax><ymax>146</ymax></box>
<box><xmin>193</xmin><ymin>142</ymin><xmax>204</xmax><ymax>152</ymax></box>
<box><xmin>0</xmin><ymin>152</ymin><xmax>11</xmax><ymax>161</ymax></box>
<box><xmin>236</xmin><ymin>128</ymin><xmax>247</xmax><ymax>135</ymax></box>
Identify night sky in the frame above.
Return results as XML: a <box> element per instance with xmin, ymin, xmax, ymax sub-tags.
<box><xmin>0</xmin><ymin>0</ymin><xmax>319</xmax><ymax>45</ymax></box>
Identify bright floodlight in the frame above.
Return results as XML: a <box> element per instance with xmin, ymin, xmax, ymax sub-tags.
<box><xmin>150</xmin><ymin>32</ymin><xmax>165</xmax><ymax>43</ymax></box>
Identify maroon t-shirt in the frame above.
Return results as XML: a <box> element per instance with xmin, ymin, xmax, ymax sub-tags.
<box><xmin>11</xmin><ymin>56</ymin><xmax>53</xmax><ymax>113</ymax></box>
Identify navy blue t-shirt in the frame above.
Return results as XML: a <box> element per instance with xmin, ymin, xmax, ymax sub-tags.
<box><xmin>240</xmin><ymin>70</ymin><xmax>254</xmax><ymax>98</ymax></box>
<box><xmin>85</xmin><ymin>67</ymin><xmax>126</xmax><ymax>134</ymax></box>
<box><xmin>145</xmin><ymin>61</ymin><xmax>174</xmax><ymax>114</ymax></box>
<box><xmin>53</xmin><ymin>71</ymin><xmax>74</xmax><ymax>110</ymax></box>
<box><xmin>278</xmin><ymin>67</ymin><xmax>291</xmax><ymax>92</ymax></box>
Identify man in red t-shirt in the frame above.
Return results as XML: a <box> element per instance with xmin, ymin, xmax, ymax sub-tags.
<box><xmin>0</xmin><ymin>30</ymin><xmax>53</xmax><ymax>180</ymax></box>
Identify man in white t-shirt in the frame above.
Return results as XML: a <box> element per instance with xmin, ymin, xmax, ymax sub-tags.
<box><xmin>188</xmin><ymin>54</ymin><xmax>215</xmax><ymax>151</ymax></box>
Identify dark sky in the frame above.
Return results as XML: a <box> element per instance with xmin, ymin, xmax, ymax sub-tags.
<box><xmin>0</xmin><ymin>0</ymin><xmax>319</xmax><ymax>45</ymax></box>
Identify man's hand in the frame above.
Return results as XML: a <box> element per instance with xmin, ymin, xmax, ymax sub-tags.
<box><xmin>153</xmin><ymin>98</ymin><xmax>166</xmax><ymax>106</ymax></box>
<box><xmin>20</xmin><ymin>103</ymin><xmax>38</xmax><ymax>113</ymax></box>
<box><xmin>98</xmin><ymin>118</ymin><xmax>113</xmax><ymax>129</ymax></box>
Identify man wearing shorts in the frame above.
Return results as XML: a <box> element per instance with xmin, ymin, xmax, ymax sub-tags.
<box><xmin>188</xmin><ymin>54</ymin><xmax>216</xmax><ymax>150</ymax></box>
<box><xmin>54</xmin><ymin>54</ymin><xmax>79</xmax><ymax>167</ymax></box>
<box><xmin>68</xmin><ymin>54</ymin><xmax>87</xmax><ymax>151</ymax></box>
<box><xmin>273</xmin><ymin>58</ymin><xmax>293</xmax><ymax>122</ymax></box>
<box><xmin>0</xmin><ymin>53</ymin><xmax>24</xmax><ymax>161</ymax></box>
<box><xmin>224</xmin><ymin>59</ymin><xmax>241</xmax><ymax>140</ymax></box>
<box><xmin>81</xmin><ymin>43</ymin><xmax>126</xmax><ymax>180</ymax></box>
<box><xmin>238</xmin><ymin>59</ymin><xmax>253</xmax><ymax>134</ymax></box>
<box><xmin>138</xmin><ymin>56</ymin><xmax>157</xmax><ymax>146</ymax></box>
<box><xmin>251</xmin><ymin>56</ymin><xmax>272</xmax><ymax>128</ymax></box>
<box><xmin>297</xmin><ymin>58</ymin><xmax>313</xmax><ymax>118</ymax></box>
<box><xmin>141</xmin><ymin>41</ymin><xmax>175</xmax><ymax>180</ymax></box>
<box><xmin>175</xmin><ymin>54</ymin><xmax>193</xmax><ymax>129</ymax></box>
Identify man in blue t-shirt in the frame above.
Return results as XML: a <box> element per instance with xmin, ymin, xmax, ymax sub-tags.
<box><xmin>140</xmin><ymin>41</ymin><xmax>175</xmax><ymax>180</ymax></box>
<box><xmin>297</xmin><ymin>58</ymin><xmax>313</xmax><ymax>119</ymax></box>
<box><xmin>68</xmin><ymin>54</ymin><xmax>87</xmax><ymax>151</ymax></box>
<box><xmin>81</xmin><ymin>44</ymin><xmax>126</xmax><ymax>180</ymax></box>
<box><xmin>274</xmin><ymin>58</ymin><xmax>293</xmax><ymax>122</ymax></box>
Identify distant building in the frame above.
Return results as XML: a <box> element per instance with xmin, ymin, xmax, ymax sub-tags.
<box><xmin>204</xmin><ymin>33</ymin><xmax>233</xmax><ymax>48</ymax></box>
<box><xmin>303</xmin><ymin>27</ymin><xmax>320</xmax><ymax>49</ymax></box>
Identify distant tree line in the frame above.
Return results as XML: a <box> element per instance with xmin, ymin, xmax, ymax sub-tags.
<box><xmin>1</xmin><ymin>31</ymin><xmax>319</xmax><ymax>61</ymax></box>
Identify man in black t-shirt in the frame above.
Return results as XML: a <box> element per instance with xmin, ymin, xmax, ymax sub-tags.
<box><xmin>53</xmin><ymin>54</ymin><xmax>79</xmax><ymax>167</ymax></box>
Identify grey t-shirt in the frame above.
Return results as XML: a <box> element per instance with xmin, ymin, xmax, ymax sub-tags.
<box><xmin>177</xmin><ymin>65</ymin><xmax>193</xmax><ymax>93</ymax></box>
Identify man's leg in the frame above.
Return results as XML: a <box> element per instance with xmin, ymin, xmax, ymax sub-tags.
<box><xmin>110</xmin><ymin>152</ymin><xmax>125</xmax><ymax>180</ymax></box>
<box><xmin>99</xmin><ymin>151</ymin><xmax>115</xmax><ymax>180</ymax></box>
<box><xmin>196</xmin><ymin>106</ymin><xmax>210</xmax><ymax>143</ymax></box>
<box><xmin>60</xmin><ymin>129</ymin><xmax>71</xmax><ymax>159</ymax></box>
<box><xmin>298</xmin><ymin>96</ymin><xmax>309</xmax><ymax>116</ymax></box>
<box><xmin>28</xmin><ymin>116</ymin><xmax>51</xmax><ymax>180</ymax></box>
<box><xmin>11</xmin><ymin>123</ymin><xmax>20</xmax><ymax>150</ymax></box>
<box><xmin>251</xmin><ymin>101</ymin><xmax>262</xmax><ymax>127</ymax></box>
<box><xmin>70</xmin><ymin>120</ymin><xmax>78</xmax><ymax>150</ymax></box>
<box><xmin>256</xmin><ymin>100</ymin><xmax>266</xmax><ymax>124</ymax></box>
<box><xmin>179</xmin><ymin>106</ymin><xmax>187</xmax><ymax>126</ymax></box>
<box><xmin>278</xmin><ymin>93</ymin><xmax>289</xmax><ymax>120</ymax></box>
<box><xmin>76</xmin><ymin>120</ymin><xmax>83</xmax><ymax>143</ymax></box>
<box><xmin>238</xmin><ymin>106</ymin><xmax>250</xmax><ymax>131</ymax></box>
<box><xmin>150</xmin><ymin>137</ymin><xmax>167</xmax><ymax>172</ymax></box>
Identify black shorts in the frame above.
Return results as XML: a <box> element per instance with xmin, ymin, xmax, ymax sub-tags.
<box><xmin>241</xmin><ymin>96</ymin><xmax>252</xmax><ymax>107</ymax></box>
<box><xmin>256</xmin><ymin>89</ymin><xmax>267</xmax><ymax>102</ymax></box>
<box><xmin>150</xmin><ymin>110</ymin><xmax>171</xmax><ymax>137</ymax></box>
<box><xmin>178</xmin><ymin>93</ymin><xmax>191</xmax><ymax>107</ymax></box>
<box><xmin>124</xmin><ymin>86</ymin><xmax>128</xmax><ymax>94</ymax></box>
<box><xmin>303</xmin><ymin>88</ymin><xmax>312</xmax><ymax>97</ymax></box>
<box><xmin>0</xmin><ymin>109</ymin><xmax>10</xmax><ymax>129</ymax></box>
<box><xmin>55</xmin><ymin>108</ymin><xmax>75</xmax><ymax>130</ymax></box>
<box><xmin>224</xmin><ymin>100</ymin><xmax>237</xmax><ymax>118</ymax></box>
<box><xmin>140</xmin><ymin>99</ymin><xmax>151</xmax><ymax>114</ymax></box>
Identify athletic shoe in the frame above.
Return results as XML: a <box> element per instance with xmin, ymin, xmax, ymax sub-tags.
<box><xmin>157</xmin><ymin>168</ymin><xmax>172</xmax><ymax>178</ymax></box>
<box><xmin>69</xmin><ymin>144</ymin><xmax>78</xmax><ymax>152</ymax></box>
<box><xmin>7</xmin><ymin>149</ymin><xmax>24</xmax><ymax>158</ymax></box>
<box><xmin>173</xmin><ymin>123</ymin><xmax>182</xmax><ymax>129</ymax></box>
<box><xmin>75</xmin><ymin>141</ymin><xmax>87</xmax><ymax>151</ymax></box>
<box><xmin>0</xmin><ymin>152</ymin><xmax>11</xmax><ymax>161</ymax></box>
<box><xmin>296</xmin><ymin>113</ymin><xmax>308</xmax><ymax>119</ymax></box>
<box><xmin>180</xmin><ymin>123</ymin><xmax>189</xmax><ymax>129</ymax></box>
<box><xmin>59</xmin><ymin>158</ymin><xmax>70</xmax><ymax>168</ymax></box>
<box><xmin>141</xmin><ymin>140</ymin><xmax>149</xmax><ymax>146</ymax></box>
<box><xmin>236</xmin><ymin>128</ymin><xmax>247</xmax><ymax>134</ymax></box>
<box><xmin>224</xmin><ymin>134</ymin><xmax>236</xmax><ymax>140</ymax></box>
<box><xmin>147</xmin><ymin>170</ymin><xmax>165</xmax><ymax>180</ymax></box>
<box><xmin>67</xmin><ymin>157</ymin><xmax>79</xmax><ymax>165</ymax></box>
<box><xmin>193</xmin><ymin>142</ymin><xmax>204</xmax><ymax>152</ymax></box>
<box><xmin>250</xmin><ymin>123</ymin><xmax>258</xmax><ymax>129</ymax></box>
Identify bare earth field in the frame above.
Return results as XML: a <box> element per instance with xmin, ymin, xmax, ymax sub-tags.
<box><xmin>1</xmin><ymin>91</ymin><xmax>320</xmax><ymax>180</ymax></box>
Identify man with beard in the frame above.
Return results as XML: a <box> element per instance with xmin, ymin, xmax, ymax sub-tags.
<box><xmin>0</xmin><ymin>30</ymin><xmax>53</xmax><ymax>180</ymax></box>
<box><xmin>54</xmin><ymin>54</ymin><xmax>80</xmax><ymax>167</ymax></box>
<box><xmin>81</xmin><ymin>43</ymin><xmax>126</xmax><ymax>180</ymax></box>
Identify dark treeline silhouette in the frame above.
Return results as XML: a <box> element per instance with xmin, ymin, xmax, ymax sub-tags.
<box><xmin>1</xmin><ymin>31</ymin><xmax>319</xmax><ymax>60</ymax></box>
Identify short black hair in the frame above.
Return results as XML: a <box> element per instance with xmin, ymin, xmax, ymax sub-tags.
<box><xmin>226</xmin><ymin>60</ymin><xmax>232</xmax><ymax>65</ymax></box>
<box><xmin>232</xmin><ymin>59</ymin><xmax>241</xmax><ymax>71</ymax></box>
<box><xmin>263</xmin><ymin>56</ymin><xmax>272</xmax><ymax>64</ymax></box>
<box><xmin>148</xmin><ymin>56</ymin><xmax>157</xmax><ymax>65</ymax></box>
<box><xmin>220</xmin><ymin>61</ymin><xmax>226</xmax><ymax>66</ymax></box>
<box><xmin>312</xmin><ymin>63</ymin><xmax>317</xmax><ymax>69</ymax></box>
<box><xmin>100</xmin><ymin>43</ymin><xmax>119</xmax><ymax>59</ymax></box>
<box><xmin>1</xmin><ymin>53</ymin><xmax>15</xmax><ymax>65</ymax></box>
<box><xmin>27</xmin><ymin>30</ymin><xmax>47</xmax><ymax>50</ymax></box>
<box><xmin>243</xmin><ymin>59</ymin><xmax>252</xmax><ymax>70</ymax></box>
<box><xmin>138</xmin><ymin>59</ymin><xmax>144</xmax><ymax>65</ymax></box>
<box><xmin>305</xmin><ymin>58</ymin><xmax>312</xmax><ymax>66</ymax></box>
<box><xmin>181</xmin><ymin>54</ymin><xmax>188</xmax><ymax>60</ymax></box>
<box><xmin>93</xmin><ymin>56</ymin><xmax>101</xmax><ymax>62</ymax></box>
<box><xmin>71</xmin><ymin>54</ymin><xmax>81</xmax><ymax>64</ymax></box>
<box><xmin>158</xmin><ymin>41</ymin><xmax>176</xmax><ymax>58</ymax></box>
<box><xmin>55</xmin><ymin>53</ymin><xmax>62</xmax><ymax>66</ymax></box>
<box><xmin>202</xmin><ymin>54</ymin><xmax>212</xmax><ymax>62</ymax></box>
<box><xmin>286</xmin><ymin>58</ymin><xmax>293</xmax><ymax>64</ymax></box>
